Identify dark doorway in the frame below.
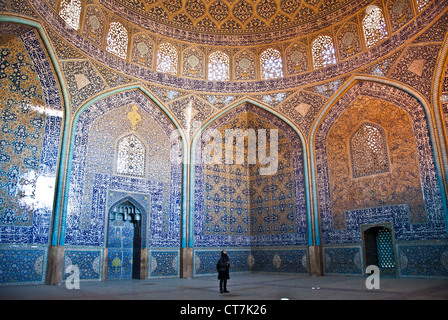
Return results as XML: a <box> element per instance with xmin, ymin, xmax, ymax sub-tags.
<box><xmin>107</xmin><ymin>200</ymin><xmax>142</xmax><ymax>280</ymax></box>
<box><xmin>363</xmin><ymin>226</ymin><xmax>396</xmax><ymax>276</ymax></box>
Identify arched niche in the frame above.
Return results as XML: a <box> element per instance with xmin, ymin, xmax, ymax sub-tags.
<box><xmin>191</xmin><ymin>101</ymin><xmax>309</xmax><ymax>249</ymax></box>
<box><xmin>0</xmin><ymin>16</ymin><xmax>70</xmax><ymax>285</ymax></box>
<box><xmin>362</xmin><ymin>224</ymin><xmax>396</xmax><ymax>276</ymax></box>
<box><xmin>106</xmin><ymin>196</ymin><xmax>147</xmax><ymax>280</ymax></box>
<box><xmin>63</xmin><ymin>88</ymin><xmax>184</xmax><ymax>252</ymax></box>
<box><xmin>313</xmin><ymin>80</ymin><xmax>447</xmax><ymax>248</ymax></box>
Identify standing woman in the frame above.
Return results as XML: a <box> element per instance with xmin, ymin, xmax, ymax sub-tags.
<box><xmin>217</xmin><ymin>250</ymin><xmax>231</xmax><ymax>293</ymax></box>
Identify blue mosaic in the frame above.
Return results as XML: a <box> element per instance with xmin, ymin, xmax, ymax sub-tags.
<box><xmin>250</xmin><ymin>249</ymin><xmax>309</xmax><ymax>273</ymax></box>
<box><xmin>107</xmin><ymin>248</ymin><xmax>133</xmax><ymax>280</ymax></box>
<box><xmin>0</xmin><ymin>30</ymin><xmax>63</xmax><ymax>247</ymax></box>
<box><xmin>398</xmin><ymin>243</ymin><xmax>448</xmax><ymax>278</ymax></box>
<box><xmin>194</xmin><ymin>248</ymin><xmax>309</xmax><ymax>275</ymax></box>
<box><xmin>195</xmin><ymin>249</ymin><xmax>252</xmax><ymax>275</ymax></box>
<box><xmin>64</xmin><ymin>90</ymin><xmax>182</xmax><ymax>248</ymax></box>
<box><xmin>193</xmin><ymin>103</ymin><xmax>308</xmax><ymax>248</ymax></box>
<box><xmin>0</xmin><ymin>245</ymin><xmax>47</xmax><ymax>285</ymax></box>
<box><xmin>63</xmin><ymin>248</ymin><xmax>102</xmax><ymax>281</ymax></box>
<box><xmin>107</xmin><ymin>191</ymin><xmax>150</xmax><ymax>249</ymax></box>
<box><xmin>323</xmin><ymin>246</ymin><xmax>363</xmax><ymax>275</ymax></box>
<box><xmin>150</xmin><ymin>250</ymin><xmax>179</xmax><ymax>278</ymax></box>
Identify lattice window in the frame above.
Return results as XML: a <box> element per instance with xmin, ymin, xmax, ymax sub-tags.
<box><xmin>416</xmin><ymin>0</ymin><xmax>431</xmax><ymax>12</ymax></box>
<box><xmin>362</xmin><ymin>5</ymin><xmax>388</xmax><ymax>48</ymax></box>
<box><xmin>106</xmin><ymin>22</ymin><xmax>128</xmax><ymax>59</ymax></box>
<box><xmin>208</xmin><ymin>50</ymin><xmax>230</xmax><ymax>81</ymax></box>
<box><xmin>59</xmin><ymin>0</ymin><xmax>82</xmax><ymax>30</ymax></box>
<box><xmin>350</xmin><ymin>123</ymin><xmax>389</xmax><ymax>178</ymax></box>
<box><xmin>260</xmin><ymin>48</ymin><xmax>283</xmax><ymax>79</ymax></box>
<box><xmin>156</xmin><ymin>42</ymin><xmax>178</xmax><ymax>75</ymax></box>
<box><xmin>311</xmin><ymin>35</ymin><xmax>336</xmax><ymax>69</ymax></box>
<box><xmin>376</xmin><ymin>228</ymin><xmax>395</xmax><ymax>268</ymax></box>
<box><xmin>116</xmin><ymin>134</ymin><xmax>146</xmax><ymax>177</ymax></box>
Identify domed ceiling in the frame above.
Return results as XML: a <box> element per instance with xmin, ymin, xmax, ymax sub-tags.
<box><xmin>108</xmin><ymin>0</ymin><xmax>371</xmax><ymax>35</ymax></box>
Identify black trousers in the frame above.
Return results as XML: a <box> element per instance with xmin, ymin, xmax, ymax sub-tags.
<box><xmin>219</xmin><ymin>279</ymin><xmax>227</xmax><ymax>291</ymax></box>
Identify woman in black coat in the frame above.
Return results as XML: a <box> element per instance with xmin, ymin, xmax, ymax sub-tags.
<box><xmin>217</xmin><ymin>250</ymin><xmax>231</xmax><ymax>293</ymax></box>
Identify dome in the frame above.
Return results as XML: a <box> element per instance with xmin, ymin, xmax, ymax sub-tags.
<box><xmin>49</xmin><ymin>0</ymin><xmax>437</xmax><ymax>84</ymax></box>
<box><xmin>100</xmin><ymin>0</ymin><xmax>372</xmax><ymax>43</ymax></box>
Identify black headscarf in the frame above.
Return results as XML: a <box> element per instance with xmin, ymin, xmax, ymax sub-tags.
<box><xmin>220</xmin><ymin>250</ymin><xmax>229</xmax><ymax>262</ymax></box>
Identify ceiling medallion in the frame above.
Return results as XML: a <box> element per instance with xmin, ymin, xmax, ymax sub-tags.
<box><xmin>110</xmin><ymin>0</ymin><xmax>359</xmax><ymax>35</ymax></box>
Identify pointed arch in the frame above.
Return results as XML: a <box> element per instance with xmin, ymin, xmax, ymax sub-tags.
<box><xmin>108</xmin><ymin>195</ymin><xmax>148</xmax><ymax>220</ymax></box>
<box><xmin>130</xmin><ymin>32</ymin><xmax>154</xmax><ymax>68</ymax></box>
<box><xmin>82</xmin><ymin>4</ymin><xmax>106</xmax><ymax>47</ymax></box>
<box><xmin>362</xmin><ymin>5</ymin><xmax>388</xmax><ymax>48</ymax></box>
<box><xmin>190</xmin><ymin>97</ymin><xmax>312</xmax><ymax>247</ymax></box>
<box><xmin>156</xmin><ymin>42</ymin><xmax>178</xmax><ymax>75</ymax></box>
<box><xmin>285</xmin><ymin>41</ymin><xmax>309</xmax><ymax>75</ymax></box>
<box><xmin>260</xmin><ymin>48</ymin><xmax>283</xmax><ymax>79</ymax></box>
<box><xmin>311</xmin><ymin>35</ymin><xmax>336</xmax><ymax>69</ymax></box>
<box><xmin>59</xmin><ymin>0</ymin><xmax>82</xmax><ymax>30</ymax></box>
<box><xmin>432</xmin><ymin>33</ymin><xmax>448</xmax><ymax>203</ymax></box>
<box><xmin>115</xmin><ymin>132</ymin><xmax>147</xmax><ymax>177</ymax></box>
<box><xmin>336</xmin><ymin>22</ymin><xmax>361</xmax><ymax>60</ymax></box>
<box><xmin>0</xmin><ymin>15</ymin><xmax>71</xmax><ymax>247</ymax></box>
<box><xmin>310</xmin><ymin>75</ymin><xmax>448</xmax><ymax>246</ymax></box>
<box><xmin>106</xmin><ymin>21</ymin><xmax>129</xmax><ymax>59</ymax></box>
<box><xmin>105</xmin><ymin>195</ymin><xmax>148</xmax><ymax>279</ymax></box>
<box><xmin>349</xmin><ymin>122</ymin><xmax>390</xmax><ymax>178</ymax></box>
<box><xmin>208</xmin><ymin>50</ymin><xmax>230</xmax><ymax>81</ymax></box>
<box><xmin>61</xmin><ymin>84</ymin><xmax>188</xmax><ymax>247</ymax></box>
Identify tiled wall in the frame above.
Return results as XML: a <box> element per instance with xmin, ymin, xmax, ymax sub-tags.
<box><xmin>0</xmin><ymin>245</ymin><xmax>48</xmax><ymax>285</ymax></box>
<box><xmin>323</xmin><ymin>243</ymin><xmax>448</xmax><ymax>278</ymax></box>
<box><xmin>315</xmin><ymin>82</ymin><xmax>447</xmax><ymax>245</ymax></box>
<box><xmin>63</xmin><ymin>247</ymin><xmax>102</xmax><ymax>281</ymax></box>
<box><xmin>0</xmin><ymin>30</ymin><xmax>62</xmax><ymax>244</ymax></box>
<box><xmin>194</xmin><ymin>247</ymin><xmax>309</xmax><ymax>276</ymax></box>
<box><xmin>64</xmin><ymin>89</ymin><xmax>182</xmax><ymax>248</ymax></box>
<box><xmin>193</xmin><ymin>103</ymin><xmax>308</xmax><ymax>248</ymax></box>
<box><xmin>315</xmin><ymin>81</ymin><xmax>448</xmax><ymax>278</ymax></box>
<box><xmin>61</xmin><ymin>247</ymin><xmax>181</xmax><ymax>281</ymax></box>
<box><xmin>397</xmin><ymin>243</ymin><xmax>448</xmax><ymax>278</ymax></box>
<box><xmin>0</xmin><ymin>29</ymin><xmax>63</xmax><ymax>285</ymax></box>
<box><xmin>149</xmin><ymin>249</ymin><xmax>180</xmax><ymax>278</ymax></box>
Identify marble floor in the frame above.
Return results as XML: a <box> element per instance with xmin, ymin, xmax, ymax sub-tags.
<box><xmin>1</xmin><ymin>273</ymin><xmax>447</xmax><ymax>300</ymax></box>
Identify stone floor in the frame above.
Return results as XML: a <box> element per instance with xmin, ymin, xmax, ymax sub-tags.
<box><xmin>1</xmin><ymin>273</ymin><xmax>448</xmax><ymax>300</ymax></box>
